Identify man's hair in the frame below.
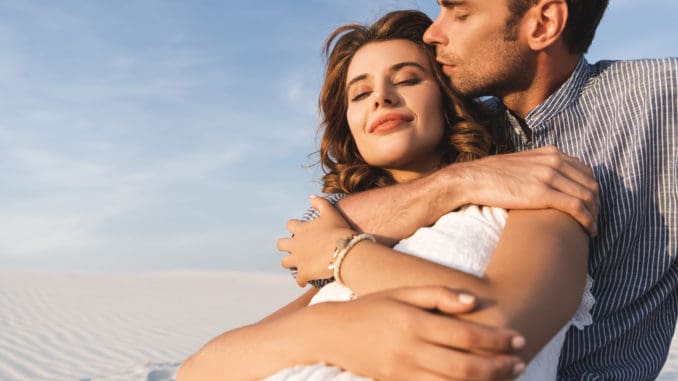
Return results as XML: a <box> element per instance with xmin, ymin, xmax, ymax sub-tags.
<box><xmin>317</xmin><ymin>10</ymin><xmax>501</xmax><ymax>194</ymax></box>
<box><xmin>506</xmin><ymin>0</ymin><xmax>609</xmax><ymax>54</ymax></box>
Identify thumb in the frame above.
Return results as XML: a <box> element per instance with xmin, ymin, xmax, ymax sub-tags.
<box><xmin>309</xmin><ymin>194</ymin><xmax>332</xmax><ymax>214</ymax></box>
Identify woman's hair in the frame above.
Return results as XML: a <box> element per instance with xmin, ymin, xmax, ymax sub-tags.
<box><xmin>318</xmin><ymin>10</ymin><xmax>503</xmax><ymax>194</ymax></box>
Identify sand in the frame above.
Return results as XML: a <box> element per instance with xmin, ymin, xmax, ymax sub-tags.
<box><xmin>0</xmin><ymin>271</ymin><xmax>301</xmax><ymax>381</ymax></box>
<box><xmin>0</xmin><ymin>271</ymin><xmax>676</xmax><ymax>381</ymax></box>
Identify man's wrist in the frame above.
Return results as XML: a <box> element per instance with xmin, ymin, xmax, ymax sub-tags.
<box><xmin>430</xmin><ymin>163</ymin><xmax>469</xmax><ymax>212</ymax></box>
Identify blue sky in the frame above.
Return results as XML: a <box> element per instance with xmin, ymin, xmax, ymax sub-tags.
<box><xmin>1</xmin><ymin>0</ymin><xmax>677</xmax><ymax>273</ymax></box>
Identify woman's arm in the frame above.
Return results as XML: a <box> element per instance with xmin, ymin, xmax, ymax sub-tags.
<box><xmin>177</xmin><ymin>288</ymin><xmax>317</xmax><ymax>380</ymax></box>
<box><xmin>282</xmin><ymin>199</ymin><xmax>589</xmax><ymax>362</ymax></box>
<box><xmin>177</xmin><ymin>286</ymin><xmax>523</xmax><ymax>381</ymax></box>
<box><xmin>472</xmin><ymin>209</ymin><xmax>589</xmax><ymax>361</ymax></box>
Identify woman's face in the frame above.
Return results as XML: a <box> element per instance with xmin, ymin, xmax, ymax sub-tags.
<box><xmin>345</xmin><ymin>39</ymin><xmax>446</xmax><ymax>183</ymax></box>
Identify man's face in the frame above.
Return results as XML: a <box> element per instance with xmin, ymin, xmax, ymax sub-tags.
<box><xmin>424</xmin><ymin>0</ymin><xmax>534</xmax><ymax>99</ymax></box>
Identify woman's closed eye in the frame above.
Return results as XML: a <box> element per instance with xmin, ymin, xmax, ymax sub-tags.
<box><xmin>350</xmin><ymin>89</ymin><xmax>371</xmax><ymax>102</ymax></box>
<box><xmin>395</xmin><ymin>77</ymin><xmax>422</xmax><ymax>86</ymax></box>
<box><xmin>348</xmin><ymin>74</ymin><xmax>422</xmax><ymax>102</ymax></box>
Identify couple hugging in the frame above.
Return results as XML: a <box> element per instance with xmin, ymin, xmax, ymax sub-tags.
<box><xmin>180</xmin><ymin>1</ymin><xmax>677</xmax><ymax>380</ymax></box>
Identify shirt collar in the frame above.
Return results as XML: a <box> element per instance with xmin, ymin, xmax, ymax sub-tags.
<box><xmin>524</xmin><ymin>57</ymin><xmax>593</xmax><ymax>130</ymax></box>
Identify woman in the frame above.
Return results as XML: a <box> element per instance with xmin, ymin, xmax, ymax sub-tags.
<box><xmin>178</xmin><ymin>10</ymin><xmax>592</xmax><ymax>381</ymax></box>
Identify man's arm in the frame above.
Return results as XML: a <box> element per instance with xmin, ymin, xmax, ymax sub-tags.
<box><xmin>334</xmin><ymin>146</ymin><xmax>599</xmax><ymax>244</ymax></box>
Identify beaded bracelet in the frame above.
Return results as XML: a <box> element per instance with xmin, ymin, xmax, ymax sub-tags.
<box><xmin>327</xmin><ymin>233</ymin><xmax>376</xmax><ymax>294</ymax></box>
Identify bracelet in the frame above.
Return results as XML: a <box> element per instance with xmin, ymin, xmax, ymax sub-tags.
<box><xmin>327</xmin><ymin>233</ymin><xmax>376</xmax><ymax>294</ymax></box>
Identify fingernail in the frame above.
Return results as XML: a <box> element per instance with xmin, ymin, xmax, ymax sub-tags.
<box><xmin>511</xmin><ymin>335</ymin><xmax>526</xmax><ymax>350</ymax></box>
<box><xmin>310</xmin><ymin>194</ymin><xmax>318</xmax><ymax>199</ymax></box>
<box><xmin>513</xmin><ymin>362</ymin><xmax>526</xmax><ymax>376</ymax></box>
<box><xmin>458</xmin><ymin>293</ymin><xmax>475</xmax><ymax>305</ymax></box>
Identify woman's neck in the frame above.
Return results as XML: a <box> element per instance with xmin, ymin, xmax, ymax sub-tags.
<box><xmin>387</xmin><ymin>155</ymin><xmax>443</xmax><ymax>184</ymax></box>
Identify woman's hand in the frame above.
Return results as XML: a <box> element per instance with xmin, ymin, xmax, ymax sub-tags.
<box><xmin>307</xmin><ymin>286</ymin><xmax>527</xmax><ymax>381</ymax></box>
<box><xmin>277</xmin><ymin>195</ymin><xmax>356</xmax><ymax>286</ymax></box>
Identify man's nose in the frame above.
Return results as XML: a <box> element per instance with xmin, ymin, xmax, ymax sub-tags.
<box><xmin>423</xmin><ymin>14</ymin><xmax>447</xmax><ymax>46</ymax></box>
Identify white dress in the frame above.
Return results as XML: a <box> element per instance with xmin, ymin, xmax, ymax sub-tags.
<box><xmin>266</xmin><ymin>205</ymin><xmax>594</xmax><ymax>381</ymax></box>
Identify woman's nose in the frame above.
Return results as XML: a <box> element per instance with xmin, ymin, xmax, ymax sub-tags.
<box><xmin>371</xmin><ymin>86</ymin><xmax>397</xmax><ymax>109</ymax></box>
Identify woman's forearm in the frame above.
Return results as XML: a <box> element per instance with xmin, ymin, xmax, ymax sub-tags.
<box><xmin>177</xmin><ymin>289</ymin><xmax>320</xmax><ymax>381</ymax></box>
<box><xmin>339</xmin><ymin>209</ymin><xmax>589</xmax><ymax>361</ymax></box>
<box><xmin>177</xmin><ymin>305</ymin><xmax>326</xmax><ymax>381</ymax></box>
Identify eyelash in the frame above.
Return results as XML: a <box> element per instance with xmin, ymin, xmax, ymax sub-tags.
<box><xmin>454</xmin><ymin>10</ymin><xmax>470</xmax><ymax>21</ymax></box>
<box><xmin>349</xmin><ymin>78</ymin><xmax>421</xmax><ymax>102</ymax></box>
<box><xmin>351</xmin><ymin>92</ymin><xmax>369</xmax><ymax>102</ymax></box>
<box><xmin>396</xmin><ymin>78</ymin><xmax>421</xmax><ymax>86</ymax></box>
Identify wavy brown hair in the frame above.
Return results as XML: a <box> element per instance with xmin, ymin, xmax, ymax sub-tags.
<box><xmin>319</xmin><ymin>10</ymin><xmax>503</xmax><ymax>194</ymax></box>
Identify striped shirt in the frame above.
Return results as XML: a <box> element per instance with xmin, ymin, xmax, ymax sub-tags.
<box><xmin>504</xmin><ymin>57</ymin><xmax>678</xmax><ymax>380</ymax></box>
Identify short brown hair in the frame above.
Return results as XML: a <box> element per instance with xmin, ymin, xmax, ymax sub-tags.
<box><xmin>506</xmin><ymin>0</ymin><xmax>609</xmax><ymax>54</ymax></box>
<box><xmin>318</xmin><ymin>10</ymin><xmax>499</xmax><ymax>194</ymax></box>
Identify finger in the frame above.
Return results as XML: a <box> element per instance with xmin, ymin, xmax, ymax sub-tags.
<box><xmin>417</xmin><ymin>313</ymin><xmax>524</xmax><ymax>354</ymax></box>
<box><xmin>276</xmin><ymin>237</ymin><xmax>291</xmax><ymax>252</ymax></box>
<box><xmin>412</xmin><ymin>344</ymin><xmax>525</xmax><ymax>381</ymax></box>
<box><xmin>286</xmin><ymin>219</ymin><xmax>302</xmax><ymax>234</ymax></box>
<box><xmin>560</xmin><ymin>160</ymin><xmax>600</xmax><ymax>222</ymax></box>
<box><xmin>310</xmin><ymin>195</ymin><xmax>352</xmax><ymax>226</ymax></box>
<box><xmin>549</xmin><ymin>157</ymin><xmax>599</xmax><ymax>197</ymax></box>
<box><xmin>309</xmin><ymin>194</ymin><xmax>333</xmax><ymax>214</ymax></box>
<box><xmin>540</xmin><ymin>186</ymin><xmax>597</xmax><ymax>236</ymax></box>
<box><xmin>381</xmin><ymin>286</ymin><xmax>478</xmax><ymax>313</ymax></box>
<box><xmin>530</xmin><ymin>167</ymin><xmax>598</xmax><ymax>235</ymax></box>
<box><xmin>295</xmin><ymin>273</ymin><xmax>307</xmax><ymax>287</ymax></box>
<box><xmin>280</xmin><ymin>254</ymin><xmax>295</xmax><ymax>269</ymax></box>
<box><xmin>536</xmin><ymin>149</ymin><xmax>599</xmax><ymax>203</ymax></box>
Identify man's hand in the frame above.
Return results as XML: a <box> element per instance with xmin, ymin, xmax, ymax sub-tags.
<box><xmin>310</xmin><ymin>286</ymin><xmax>527</xmax><ymax>381</ymax></box>
<box><xmin>278</xmin><ymin>196</ymin><xmax>355</xmax><ymax>286</ymax></box>
<box><xmin>450</xmin><ymin>146</ymin><xmax>599</xmax><ymax>236</ymax></box>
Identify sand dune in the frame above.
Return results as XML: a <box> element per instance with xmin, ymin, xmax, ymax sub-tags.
<box><xmin>0</xmin><ymin>271</ymin><xmax>301</xmax><ymax>381</ymax></box>
<box><xmin>0</xmin><ymin>271</ymin><xmax>676</xmax><ymax>380</ymax></box>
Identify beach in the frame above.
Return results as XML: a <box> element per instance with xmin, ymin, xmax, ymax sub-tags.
<box><xmin>0</xmin><ymin>271</ymin><xmax>676</xmax><ymax>380</ymax></box>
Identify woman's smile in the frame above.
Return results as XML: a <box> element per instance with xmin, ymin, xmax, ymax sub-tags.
<box><xmin>369</xmin><ymin>112</ymin><xmax>414</xmax><ymax>134</ymax></box>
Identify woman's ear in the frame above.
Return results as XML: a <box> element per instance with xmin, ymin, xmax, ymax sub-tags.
<box><xmin>523</xmin><ymin>0</ymin><xmax>568</xmax><ymax>51</ymax></box>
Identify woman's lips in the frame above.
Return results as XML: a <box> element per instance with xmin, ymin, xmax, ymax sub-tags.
<box><xmin>369</xmin><ymin>113</ymin><xmax>414</xmax><ymax>134</ymax></box>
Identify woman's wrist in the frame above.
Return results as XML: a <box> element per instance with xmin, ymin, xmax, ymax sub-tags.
<box><xmin>329</xmin><ymin>233</ymin><xmax>377</xmax><ymax>296</ymax></box>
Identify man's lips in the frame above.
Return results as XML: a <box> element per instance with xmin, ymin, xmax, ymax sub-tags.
<box><xmin>369</xmin><ymin>113</ymin><xmax>414</xmax><ymax>134</ymax></box>
<box><xmin>437</xmin><ymin>59</ymin><xmax>456</xmax><ymax>72</ymax></box>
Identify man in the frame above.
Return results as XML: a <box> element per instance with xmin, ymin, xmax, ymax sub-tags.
<box><xmin>420</xmin><ymin>0</ymin><xmax>677</xmax><ymax>378</ymax></box>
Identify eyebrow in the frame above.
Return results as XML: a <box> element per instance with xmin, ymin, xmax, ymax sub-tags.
<box><xmin>439</xmin><ymin>0</ymin><xmax>467</xmax><ymax>7</ymax></box>
<box><xmin>346</xmin><ymin>61</ymin><xmax>428</xmax><ymax>88</ymax></box>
